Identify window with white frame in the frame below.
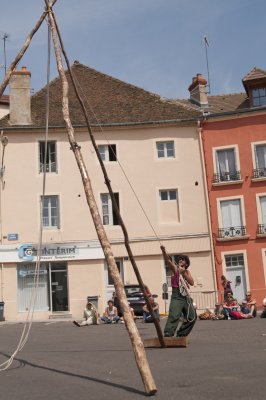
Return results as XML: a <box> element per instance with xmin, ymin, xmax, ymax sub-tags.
<box><xmin>254</xmin><ymin>144</ymin><xmax>266</xmax><ymax>178</ymax></box>
<box><xmin>258</xmin><ymin>196</ymin><xmax>266</xmax><ymax>234</ymax></box>
<box><xmin>225</xmin><ymin>254</ymin><xmax>244</xmax><ymax>268</ymax></box>
<box><xmin>17</xmin><ymin>264</ymin><xmax>50</xmax><ymax>312</ymax></box>
<box><xmin>42</xmin><ymin>195</ymin><xmax>60</xmax><ymax>228</ymax></box>
<box><xmin>159</xmin><ymin>189</ymin><xmax>180</xmax><ymax>222</ymax></box>
<box><xmin>39</xmin><ymin>141</ymin><xmax>57</xmax><ymax>173</ymax></box>
<box><xmin>101</xmin><ymin>193</ymin><xmax>120</xmax><ymax>225</ymax></box>
<box><xmin>252</xmin><ymin>88</ymin><xmax>266</xmax><ymax>107</ymax></box>
<box><xmin>156</xmin><ymin>141</ymin><xmax>175</xmax><ymax>158</ymax></box>
<box><xmin>219</xmin><ymin>199</ymin><xmax>245</xmax><ymax>238</ymax></box>
<box><xmin>160</xmin><ymin>189</ymin><xmax>177</xmax><ymax>201</ymax></box>
<box><xmin>214</xmin><ymin>148</ymin><xmax>239</xmax><ymax>182</ymax></box>
<box><xmin>107</xmin><ymin>260</ymin><xmax>124</xmax><ymax>286</ymax></box>
<box><xmin>98</xmin><ymin>144</ymin><xmax>117</xmax><ymax>162</ymax></box>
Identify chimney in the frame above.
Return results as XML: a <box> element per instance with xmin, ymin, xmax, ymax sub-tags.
<box><xmin>9</xmin><ymin>66</ymin><xmax>31</xmax><ymax>125</ymax></box>
<box><xmin>188</xmin><ymin>73</ymin><xmax>208</xmax><ymax>108</ymax></box>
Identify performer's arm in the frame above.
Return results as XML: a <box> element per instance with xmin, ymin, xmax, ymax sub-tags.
<box><xmin>181</xmin><ymin>269</ymin><xmax>194</xmax><ymax>286</ymax></box>
<box><xmin>160</xmin><ymin>246</ymin><xmax>177</xmax><ymax>274</ymax></box>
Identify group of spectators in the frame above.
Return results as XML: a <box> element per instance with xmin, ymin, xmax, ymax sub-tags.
<box><xmin>200</xmin><ymin>275</ymin><xmax>266</xmax><ymax>320</ymax></box>
<box><xmin>73</xmin><ymin>286</ymin><xmax>160</xmax><ymax>327</ymax></box>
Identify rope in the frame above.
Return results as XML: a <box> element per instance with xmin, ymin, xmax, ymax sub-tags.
<box><xmin>71</xmin><ymin>71</ymin><xmax>197</xmax><ymax>324</ymax></box>
<box><xmin>0</xmin><ymin>19</ymin><xmax>51</xmax><ymax>371</ymax></box>
<box><xmin>70</xmin><ymin>71</ymin><xmax>162</xmax><ymax>245</ymax></box>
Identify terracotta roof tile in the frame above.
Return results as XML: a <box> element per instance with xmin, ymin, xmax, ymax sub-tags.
<box><xmin>0</xmin><ymin>61</ymin><xmax>200</xmax><ymax>128</ymax></box>
<box><xmin>179</xmin><ymin>92</ymin><xmax>250</xmax><ymax>115</ymax></box>
<box><xmin>242</xmin><ymin>67</ymin><xmax>266</xmax><ymax>82</ymax></box>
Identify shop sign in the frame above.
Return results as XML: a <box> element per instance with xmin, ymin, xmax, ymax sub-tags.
<box><xmin>8</xmin><ymin>233</ymin><xmax>19</xmax><ymax>241</ymax></box>
<box><xmin>18</xmin><ymin>244</ymin><xmax>78</xmax><ymax>262</ymax></box>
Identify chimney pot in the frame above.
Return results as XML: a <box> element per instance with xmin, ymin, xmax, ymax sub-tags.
<box><xmin>188</xmin><ymin>73</ymin><xmax>208</xmax><ymax>108</ymax></box>
<box><xmin>9</xmin><ymin>66</ymin><xmax>31</xmax><ymax>125</ymax></box>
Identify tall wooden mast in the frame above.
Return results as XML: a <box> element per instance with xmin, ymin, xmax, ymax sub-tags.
<box><xmin>45</xmin><ymin>1</ymin><xmax>157</xmax><ymax>395</ymax></box>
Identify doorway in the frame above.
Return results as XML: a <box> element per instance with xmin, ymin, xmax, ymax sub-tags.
<box><xmin>225</xmin><ymin>254</ymin><xmax>247</xmax><ymax>303</ymax></box>
<box><xmin>104</xmin><ymin>260</ymin><xmax>124</xmax><ymax>303</ymax></box>
<box><xmin>50</xmin><ymin>264</ymin><xmax>69</xmax><ymax>312</ymax></box>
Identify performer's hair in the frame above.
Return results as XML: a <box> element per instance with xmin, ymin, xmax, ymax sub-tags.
<box><xmin>175</xmin><ymin>254</ymin><xmax>190</xmax><ymax>268</ymax></box>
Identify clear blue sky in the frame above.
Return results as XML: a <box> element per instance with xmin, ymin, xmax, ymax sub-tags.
<box><xmin>1</xmin><ymin>0</ymin><xmax>265</xmax><ymax>99</ymax></box>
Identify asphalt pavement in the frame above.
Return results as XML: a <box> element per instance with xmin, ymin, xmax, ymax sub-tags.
<box><xmin>0</xmin><ymin>316</ymin><xmax>265</xmax><ymax>400</ymax></box>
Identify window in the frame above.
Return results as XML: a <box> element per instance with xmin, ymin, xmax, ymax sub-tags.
<box><xmin>107</xmin><ymin>260</ymin><xmax>124</xmax><ymax>286</ymax></box>
<box><xmin>214</xmin><ymin>148</ymin><xmax>240</xmax><ymax>182</ymax></box>
<box><xmin>253</xmin><ymin>144</ymin><xmax>266</xmax><ymax>178</ymax></box>
<box><xmin>258</xmin><ymin>196</ymin><xmax>266</xmax><ymax>234</ymax></box>
<box><xmin>156</xmin><ymin>141</ymin><xmax>175</xmax><ymax>158</ymax></box>
<box><xmin>159</xmin><ymin>189</ymin><xmax>180</xmax><ymax>222</ymax></box>
<box><xmin>101</xmin><ymin>193</ymin><xmax>120</xmax><ymax>225</ymax></box>
<box><xmin>160</xmin><ymin>190</ymin><xmax>177</xmax><ymax>201</ymax></box>
<box><xmin>17</xmin><ymin>264</ymin><xmax>50</xmax><ymax>312</ymax></box>
<box><xmin>42</xmin><ymin>195</ymin><xmax>60</xmax><ymax>228</ymax></box>
<box><xmin>219</xmin><ymin>199</ymin><xmax>246</xmax><ymax>238</ymax></box>
<box><xmin>98</xmin><ymin>145</ymin><xmax>117</xmax><ymax>162</ymax></box>
<box><xmin>39</xmin><ymin>141</ymin><xmax>57</xmax><ymax>173</ymax></box>
<box><xmin>225</xmin><ymin>254</ymin><xmax>244</xmax><ymax>268</ymax></box>
<box><xmin>252</xmin><ymin>88</ymin><xmax>266</xmax><ymax>107</ymax></box>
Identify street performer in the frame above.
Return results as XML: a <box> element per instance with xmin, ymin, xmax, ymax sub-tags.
<box><xmin>161</xmin><ymin>245</ymin><xmax>196</xmax><ymax>337</ymax></box>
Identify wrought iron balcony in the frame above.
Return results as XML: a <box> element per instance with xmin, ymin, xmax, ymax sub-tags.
<box><xmin>218</xmin><ymin>226</ymin><xmax>247</xmax><ymax>239</ymax></box>
<box><xmin>257</xmin><ymin>224</ymin><xmax>266</xmax><ymax>235</ymax></box>
<box><xmin>253</xmin><ymin>167</ymin><xmax>266</xmax><ymax>179</ymax></box>
<box><xmin>213</xmin><ymin>171</ymin><xmax>241</xmax><ymax>183</ymax></box>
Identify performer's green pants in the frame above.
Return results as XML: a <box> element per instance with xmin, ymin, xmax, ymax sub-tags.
<box><xmin>164</xmin><ymin>288</ymin><xmax>196</xmax><ymax>337</ymax></box>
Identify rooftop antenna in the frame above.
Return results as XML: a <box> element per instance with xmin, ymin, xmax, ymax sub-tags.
<box><xmin>1</xmin><ymin>33</ymin><xmax>10</xmax><ymax>76</ymax></box>
<box><xmin>203</xmin><ymin>35</ymin><xmax>211</xmax><ymax>94</ymax></box>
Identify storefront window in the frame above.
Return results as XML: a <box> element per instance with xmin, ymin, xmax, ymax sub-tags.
<box><xmin>17</xmin><ymin>264</ymin><xmax>50</xmax><ymax>312</ymax></box>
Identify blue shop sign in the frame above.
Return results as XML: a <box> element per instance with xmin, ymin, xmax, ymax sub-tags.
<box><xmin>8</xmin><ymin>233</ymin><xmax>19</xmax><ymax>241</ymax></box>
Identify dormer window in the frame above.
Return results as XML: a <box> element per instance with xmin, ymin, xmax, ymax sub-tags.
<box><xmin>242</xmin><ymin>67</ymin><xmax>266</xmax><ymax>108</ymax></box>
<box><xmin>252</xmin><ymin>88</ymin><xmax>266</xmax><ymax>107</ymax></box>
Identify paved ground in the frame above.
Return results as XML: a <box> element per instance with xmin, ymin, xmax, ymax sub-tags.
<box><xmin>0</xmin><ymin>317</ymin><xmax>265</xmax><ymax>400</ymax></box>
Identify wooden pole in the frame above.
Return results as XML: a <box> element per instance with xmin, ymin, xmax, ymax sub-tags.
<box><xmin>51</xmin><ymin>10</ymin><xmax>165</xmax><ymax>348</ymax></box>
<box><xmin>45</xmin><ymin>2</ymin><xmax>157</xmax><ymax>395</ymax></box>
<box><xmin>0</xmin><ymin>0</ymin><xmax>58</xmax><ymax>98</ymax></box>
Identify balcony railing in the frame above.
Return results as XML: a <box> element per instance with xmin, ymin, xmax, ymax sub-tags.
<box><xmin>213</xmin><ymin>170</ymin><xmax>241</xmax><ymax>183</ymax></box>
<box><xmin>257</xmin><ymin>224</ymin><xmax>266</xmax><ymax>234</ymax></box>
<box><xmin>253</xmin><ymin>167</ymin><xmax>266</xmax><ymax>179</ymax></box>
<box><xmin>218</xmin><ymin>226</ymin><xmax>247</xmax><ymax>239</ymax></box>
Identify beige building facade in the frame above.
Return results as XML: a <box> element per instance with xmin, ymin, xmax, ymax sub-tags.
<box><xmin>0</xmin><ymin>63</ymin><xmax>216</xmax><ymax>321</ymax></box>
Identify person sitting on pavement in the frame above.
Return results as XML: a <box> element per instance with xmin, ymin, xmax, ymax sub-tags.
<box><xmin>222</xmin><ymin>292</ymin><xmax>238</xmax><ymax>319</ymax></box>
<box><xmin>212</xmin><ymin>302</ymin><xmax>225</xmax><ymax>319</ymax></box>
<box><xmin>260</xmin><ymin>298</ymin><xmax>266</xmax><ymax>318</ymax></box>
<box><xmin>112</xmin><ymin>290</ymin><xmax>122</xmax><ymax>318</ymax></box>
<box><xmin>73</xmin><ymin>300</ymin><xmax>100</xmax><ymax>327</ymax></box>
<box><xmin>101</xmin><ymin>300</ymin><xmax>120</xmax><ymax>324</ymax></box>
<box><xmin>241</xmin><ymin>291</ymin><xmax>257</xmax><ymax>317</ymax></box>
<box><xmin>142</xmin><ymin>296</ymin><xmax>160</xmax><ymax>323</ymax></box>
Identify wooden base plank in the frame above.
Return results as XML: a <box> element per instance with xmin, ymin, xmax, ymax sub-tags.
<box><xmin>143</xmin><ymin>337</ymin><xmax>188</xmax><ymax>348</ymax></box>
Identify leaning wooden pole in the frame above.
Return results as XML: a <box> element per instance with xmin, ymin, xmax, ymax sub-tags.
<box><xmin>0</xmin><ymin>0</ymin><xmax>58</xmax><ymax>98</ymax></box>
<box><xmin>51</xmin><ymin>11</ymin><xmax>165</xmax><ymax>348</ymax></box>
<box><xmin>45</xmin><ymin>2</ymin><xmax>157</xmax><ymax>395</ymax></box>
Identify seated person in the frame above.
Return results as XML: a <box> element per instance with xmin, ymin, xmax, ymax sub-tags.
<box><xmin>260</xmin><ymin>298</ymin><xmax>266</xmax><ymax>318</ymax></box>
<box><xmin>241</xmin><ymin>291</ymin><xmax>257</xmax><ymax>317</ymax></box>
<box><xmin>142</xmin><ymin>296</ymin><xmax>160</xmax><ymax>323</ymax></box>
<box><xmin>73</xmin><ymin>300</ymin><xmax>99</xmax><ymax>327</ymax></box>
<box><xmin>101</xmin><ymin>300</ymin><xmax>120</xmax><ymax>324</ymax></box>
<box><xmin>222</xmin><ymin>293</ymin><xmax>238</xmax><ymax>319</ymax></box>
<box><xmin>212</xmin><ymin>302</ymin><xmax>224</xmax><ymax>319</ymax></box>
<box><xmin>112</xmin><ymin>290</ymin><xmax>122</xmax><ymax>318</ymax></box>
